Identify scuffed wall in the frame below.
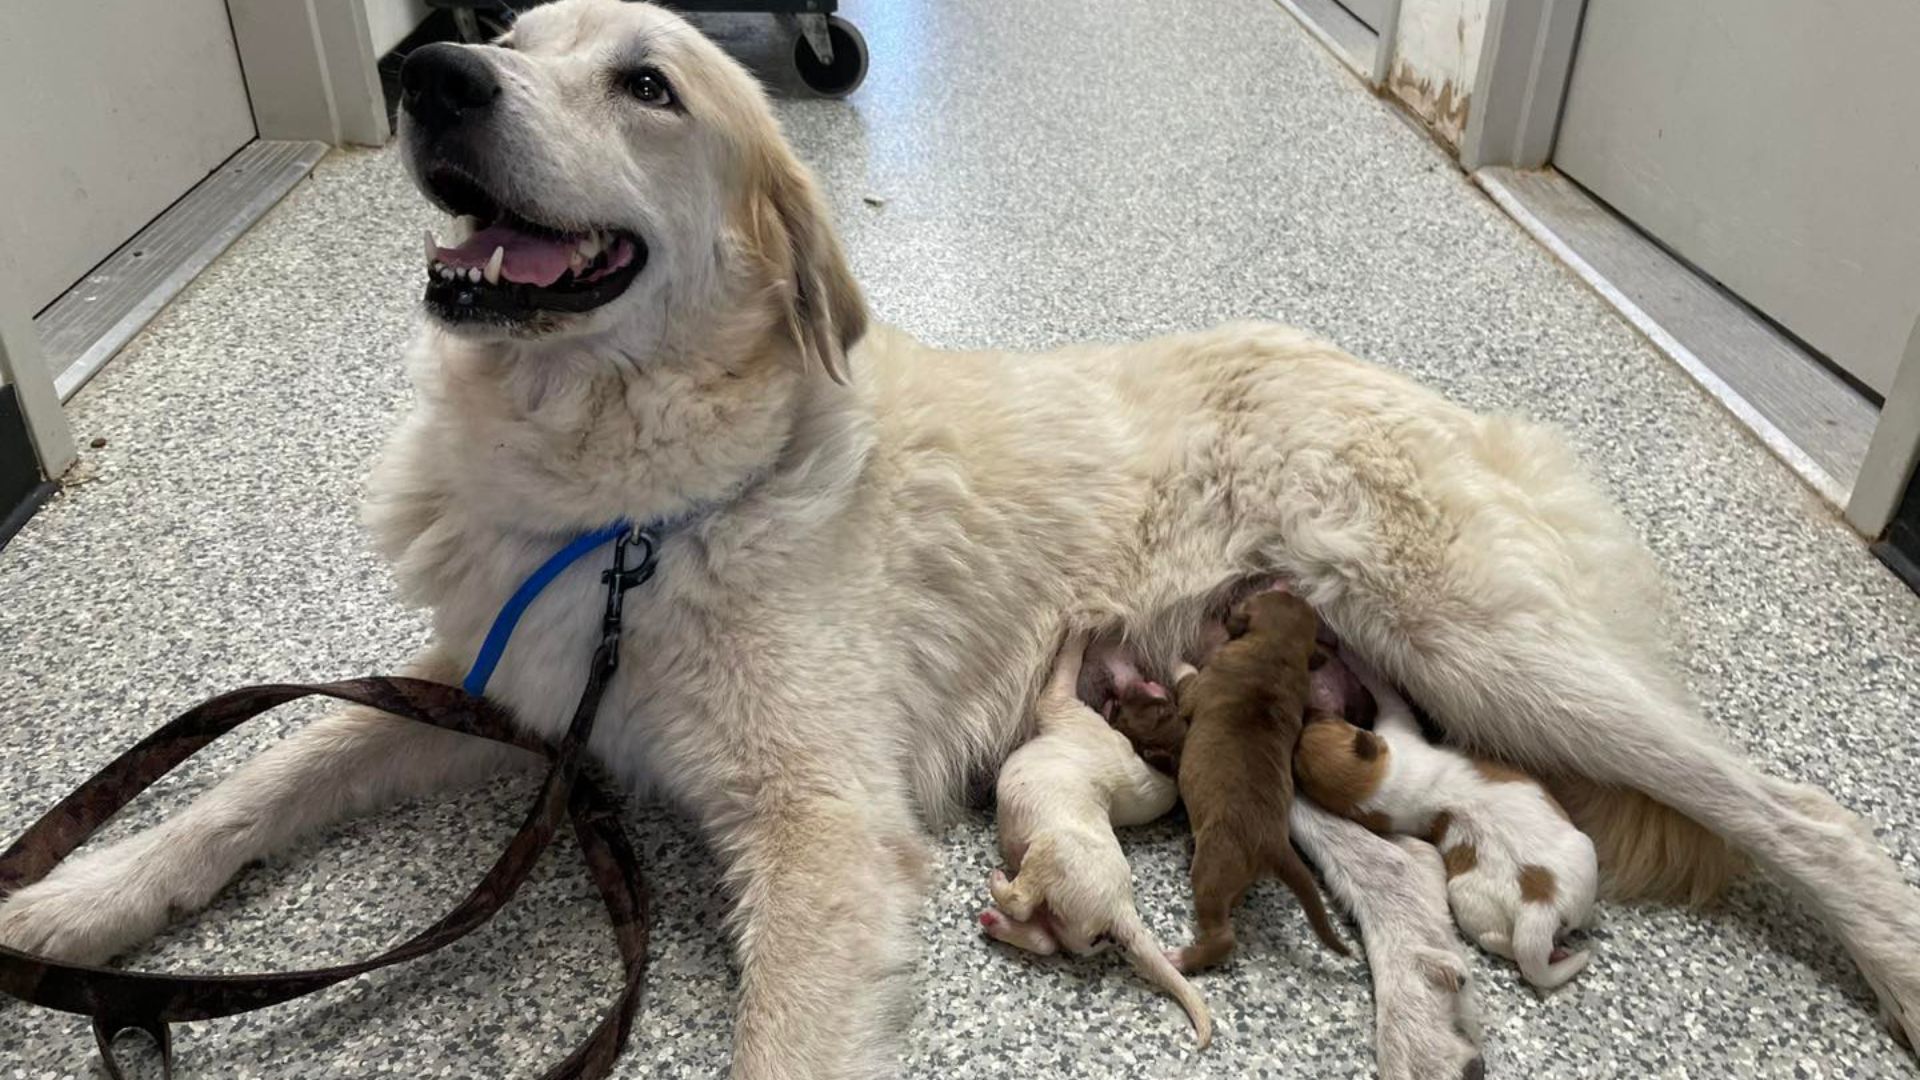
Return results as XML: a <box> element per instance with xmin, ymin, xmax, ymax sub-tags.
<box><xmin>1387</xmin><ymin>0</ymin><xmax>1489</xmax><ymax>148</ymax></box>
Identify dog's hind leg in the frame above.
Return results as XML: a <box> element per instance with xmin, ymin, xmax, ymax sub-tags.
<box><xmin>1171</xmin><ymin>838</ymin><xmax>1256</xmax><ymax>972</ymax></box>
<box><xmin>1359</xmin><ymin>617</ymin><xmax>1920</xmax><ymax>1052</ymax></box>
<box><xmin>1270</xmin><ymin>839</ymin><xmax>1349</xmax><ymax>955</ymax></box>
<box><xmin>988</xmin><ymin>864</ymin><xmax>1044</xmax><ymax>922</ymax></box>
<box><xmin>978</xmin><ymin>907</ymin><xmax>1059</xmax><ymax>955</ymax></box>
<box><xmin>0</xmin><ymin>648</ymin><xmax>532</xmax><ymax>964</ymax></box>
<box><xmin>1294</xmin><ymin>802</ymin><xmax>1483</xmax><ymax>1080</ymax></box>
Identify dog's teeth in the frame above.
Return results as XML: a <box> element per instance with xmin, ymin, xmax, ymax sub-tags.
<box><xmin>424</xmin><ymin>229</ymin><xmax>436</xmax><ymax>264</ymax></box>
<box><xmin>484</xmin><ymin>246</ymin><xmax>504</xmax><ymax>285</ymax></box>
<box><xmin>444</xmin><ymin>215</ymin><xmax>476</xmax><ymax>247</ymax></box>
<box><xmin>467</xmin><ymin>267</ymin><xmax>482</xmax><ymax>283</ymax></box>
<box><xmin>578</xmin><ymin>233</ymin><xmax>602</xmax><ymax>259</ymax></box>
<box><xmin>569</xmin><ymin>251</ymin><xmax>587</xmax><ymax>273</ymax></box>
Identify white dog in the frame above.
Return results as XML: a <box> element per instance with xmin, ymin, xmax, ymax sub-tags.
<box><xmin>1297</xmin><ymin>660</ymin><xmax>1599</xmax><ymax>990</ymax></box>
<box><xmin>980</xmin><ymin>631</ymin><xmax>1210</xmax><ymax>1045</ymax></box>
<box><xmin>1</xmin><ymin>3</ymin><xmax>1915</xmax><ymax>1078</ymax></box>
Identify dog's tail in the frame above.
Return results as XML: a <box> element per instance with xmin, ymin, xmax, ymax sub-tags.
<box><xmin>1271</xmin><ymin>843</ymin><xmax>1350</xmax><ymax>956</ymax></box>
<box><xmin>1112</xmin><ymin>911</ymin><xmax>1213</xmax><ymax>1047</ymax></box>
<box><xmin>1512</xmin><ymin>902</ymin><xmax>1588</xmax><ymax>990</ymax></box>
<box><xmin>1546</xmin><ymin>776</ymin><xmax>1747</xmax><ymax>907</ymax></box>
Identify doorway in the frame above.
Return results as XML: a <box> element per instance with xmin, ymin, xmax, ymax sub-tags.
<box><xmin>0</xmin><ymin>1</ymin><xmax>257</xmax><ymax>315</ymax></box>
<box><xmin>1552</xmin><ymin>0</ymin><xmax>1919</xmax><ymax>400</ymax></box>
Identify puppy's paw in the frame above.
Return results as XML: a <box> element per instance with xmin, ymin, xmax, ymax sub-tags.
<box><xmin>980</xmin><ymin>907</ymin><xmax>1058</xmax><ymax>956</ymax></box>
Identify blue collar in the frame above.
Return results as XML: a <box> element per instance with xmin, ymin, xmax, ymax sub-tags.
<box><xmin>457</xmin><ymin>467</ymin><xmax>776</xmax><ymax>697</ymax></box>
<box><xmin>461</xmin><ymin>520</ymin><xmax>640</xmax><ymax>696</ymax></box>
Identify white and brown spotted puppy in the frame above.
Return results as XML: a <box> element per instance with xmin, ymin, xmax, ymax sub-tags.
<box><xmin>1296</xmin><ymin>657</ymin><xmax>1598</xmax><ymax>990</ymax></box>
<box><xmin>984</xmin><ymin>631</ymin><xmax>1213</xmax><ymax>1045</ymax></box>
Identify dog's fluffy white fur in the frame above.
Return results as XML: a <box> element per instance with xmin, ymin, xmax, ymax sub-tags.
<box><xmin>981</xmin><ymin>632</ymin><xmax>1210</xmax><ymax>1044</ymax></box>
<box><xmin>2</xmin><ymin>2</ymin><xmax>1916</xmax><ymax>1076</ymax></box>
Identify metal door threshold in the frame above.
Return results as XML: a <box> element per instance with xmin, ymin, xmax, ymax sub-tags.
<box><xmin>34</xmin><ymin>139</ymin><xmax>328</xmax><ymax>401</ymax></box>
<box><xmin>1477</xmin><ymin>165</ymin><xmax>1878</xmax><ymax>510</ymax></box>
<box><xmin>1272</xmin><ymin>0</ymin><xmax>1387</xmax><ymax>84</ymax></box>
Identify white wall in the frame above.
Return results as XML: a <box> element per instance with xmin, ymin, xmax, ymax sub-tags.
<box><xmin>1385</xmin><ymin>0</ymin><xmax>1489</xmax><ymax>148</ymax></box>
<box><xmin>366</xmin><ymin>0</ymin><xmax>429</xmax><ymax>56</ymax></box>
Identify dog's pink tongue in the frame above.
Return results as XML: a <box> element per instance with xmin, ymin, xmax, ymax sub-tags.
<box><xmin>435</xmin><ymin>224</ymin><xmax>574</xmax><ymax>286</ymax></box>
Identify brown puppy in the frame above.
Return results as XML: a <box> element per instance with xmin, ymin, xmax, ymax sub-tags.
<box><xmin>1104</xmin><ymin>681</ymin><xmax>1189</xmax><ymax>779</ymax></box>
<box><xmin>1169</xmin><ymin>589</ymin><xmax>1348</xmax><ymax>970</ymax></box>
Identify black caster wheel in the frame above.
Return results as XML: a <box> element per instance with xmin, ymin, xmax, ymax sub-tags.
<box><xmin>794</xmin><ymin>15</ymin><xmax>868</xmax><ymax>98</ymax></box>
<box><xmin>450</xmin><ymin>6</ymin><xmax>512</xmax><ymax>43</ymax></box>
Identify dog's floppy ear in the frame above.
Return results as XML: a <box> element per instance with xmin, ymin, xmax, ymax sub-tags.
<box><xmin>748</xmin><ymin>143</ymin><xmax>868</xmax><ymax>385</ymax></box>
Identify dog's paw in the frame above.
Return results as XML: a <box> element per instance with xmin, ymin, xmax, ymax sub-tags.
<box><xmin>0</xmin><ymin>834</ymin><xmax>187</xmax><ymax>965</ymax></box>
<box><xmin>1371</xmin><ymin>938</ymin><xmax>1482</xmax><ymax>1078</ymax></box>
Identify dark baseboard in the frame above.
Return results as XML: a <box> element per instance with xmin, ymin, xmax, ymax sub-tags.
<box><xmin>0</xmin><ymin>384</ymin><xmax>54</xmax><ymax>551</ymax></box>
<box><xmin>0</xmin><ymin>480</ymin><xmax>55</xmax><ymax>551</ymax></box>
<box><xmin>1872</xmin><ymin>487</ymin><xmax>1920</xmax><ymax>597</ymax></box>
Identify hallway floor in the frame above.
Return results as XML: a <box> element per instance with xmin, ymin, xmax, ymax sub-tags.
<box><xmin>3</xmin><ymin>0</ymin><xmax>1917</xmax><ymax>1076</ymax></box>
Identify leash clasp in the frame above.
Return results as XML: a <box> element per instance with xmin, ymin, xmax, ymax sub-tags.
<box><xmin>600</xmin><ymin>526</ymin><xmax>659</xmax><ymax>662</ymax></box>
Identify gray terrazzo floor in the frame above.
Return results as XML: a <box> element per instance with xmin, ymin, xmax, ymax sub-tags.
<box><xmin>3</xmin><ymin>0</ymin><xmax>1919</xmax><ymax>1076</ymax></box>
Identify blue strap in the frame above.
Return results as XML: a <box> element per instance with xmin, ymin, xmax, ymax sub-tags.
<box><xmin>462</xmin><ymin>520</ymin><xmax>634</xmax><ymax>696</ymax></box>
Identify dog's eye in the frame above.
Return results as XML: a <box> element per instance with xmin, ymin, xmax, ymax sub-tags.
<box><xmin>619</xmin><ymin>68</ymin><xmax>676</xmax><ymax>107</ymax></box>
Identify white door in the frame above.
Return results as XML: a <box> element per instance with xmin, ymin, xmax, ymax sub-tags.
<box><xmin>0</xmin><ymin>1</ymin><xmax>256</xmax><ymax>313</ymax></box>
<box><xmin>1554</xmin><ymin>0</ymin><xmax>1920</xmax><ymax>397</ymax></box>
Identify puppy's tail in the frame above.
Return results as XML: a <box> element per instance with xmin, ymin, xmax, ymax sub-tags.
<box><xmin>1512</xmin><ymin>902</ymin><xmax>1588</xmax><ymax>990</ymax></box>
<box><xmin>1113</xmin><ymin>912</ymin><xmax>1213</xmax><ymax>1047</ymax></box>
<box><xmin>1272</xmin><ymin>844</ymin><xmax>1350</xmax><ymax>956</ymax></box>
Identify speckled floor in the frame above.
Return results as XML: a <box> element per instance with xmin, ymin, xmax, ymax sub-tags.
<box><xmin>3</xmin><ymin>0</ymin><xmax>1918</xmax><ymax>1076</ymax></box>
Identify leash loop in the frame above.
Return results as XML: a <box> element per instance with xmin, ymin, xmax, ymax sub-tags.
<box><xmin>93</xmin><ymin>1014</ymin><xmax>174</xmax><ymax>1080</ymax></box>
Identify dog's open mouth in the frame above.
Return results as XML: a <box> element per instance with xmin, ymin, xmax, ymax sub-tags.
<box><xmin>419</xmin><ymin>167</ymin><xmax>646</xmax><ymax>325</ymax></box>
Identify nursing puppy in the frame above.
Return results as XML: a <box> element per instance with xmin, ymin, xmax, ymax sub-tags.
<box><xmin>1172</xmin><ymin>589</ymin><xmax>1348</xmax><ymax>970</ymax></box>
<box><xmin>1297</xmin><ymin>661</ymin><xmax>1599</xmax><ymax>989</ymax></box>
<box><xmin>984</xmin><ymin>631</ymin><xmax>1212</xmax><ymax>1045</ymax></box>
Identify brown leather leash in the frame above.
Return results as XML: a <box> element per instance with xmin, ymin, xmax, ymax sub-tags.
<box><xmin>0</xmin><ymin>525</ymin><xmax>661</xmax><ymax>1078</ymax></box>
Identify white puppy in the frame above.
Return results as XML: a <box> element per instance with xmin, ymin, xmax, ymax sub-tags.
<box><xmin>1297</xmin><ymin>660</ymin><xmax>1599</xmax><ymax>990</ymax></box>
<box><xmin>982</xmin><ymin>631</ymin><xmax>1212</xmax><ymax>1046</ymax></box>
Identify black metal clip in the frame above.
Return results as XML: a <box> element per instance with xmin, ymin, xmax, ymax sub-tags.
<box><xmin>600</xmin><ymin>526</ymin><xmax>660</xmax><ymax>666</ymax></box>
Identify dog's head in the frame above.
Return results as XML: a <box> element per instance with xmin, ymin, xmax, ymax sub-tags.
<box><xmin>1105</xmin><ymin>682</ymin><xmax>1188</xmax><ymax>778</ymax></box>
<box><xmin>398</xmin><ymin>0</ymin><xmax>864</xmax><ymax>376</ymax></box>
<box><xmin>1294</xmin><ymin>713</ymin><xmax>1389</xmax><ymax>816</ymax></box>
<box><xmin>1233</xmin><ymin>589</ymin><xmax>1319</xmax><ymax>646</ymax></box>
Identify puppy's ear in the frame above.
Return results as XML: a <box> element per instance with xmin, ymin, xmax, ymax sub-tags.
<box><xmin>1352</xmin><ymin>728</ymin><xmax>1383</xmax><ymax>761</ymax></box>
<box><xmin>749</xmin><ymin>144</ymin><xmax>868</xmax><ymax>385</ymax></box>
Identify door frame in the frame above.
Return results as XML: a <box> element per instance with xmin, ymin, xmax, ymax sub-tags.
<box><xmin>0</xmin><ymin>0</ymin><xmax>391</xmax><ymax>534</ymax></box>
<box><xmin>227</xmin><ymin>0</ymin><xmax>391</xmax><ymax>146</ymax></box>
<box><xmin>0</xmin><ymin>244</ymin><xmax>76</xmax><ymax>498</ymax></box>
<box><xmin>1849</xmin><ymin>316</ymin><xmax>1920</xmax><ymax>538</ymax></box>
<box><xmin>1460</xmin><ymin>0</ymin><xmax>1587</xmax><ymax>171</ymax></box>
<box><xmin>1464</xmin><ymin>0</ymin><xmax>1920</xmax><ymax>545</ymax></box>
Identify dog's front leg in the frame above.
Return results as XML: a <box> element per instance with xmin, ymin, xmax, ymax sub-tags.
<box><xmin>1293</xmin><ymin>800</ymin><xmax>1484</xmax><ymax>1080</ymax></box>
<box><xmin>0</xmin><ymin>648</ymin><xmax>533</xmax><ymax>964</ymax></box>
<box><xmin>718</xmin><ymin>783</ymin><xmax>931</xmax><ymax>1080</ymax></box>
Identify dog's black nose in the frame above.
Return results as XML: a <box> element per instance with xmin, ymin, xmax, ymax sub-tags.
<box><xmin>401</xmin><ymin>43</ymin><xmax>501</xmax><ymax>129</ymax></box>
